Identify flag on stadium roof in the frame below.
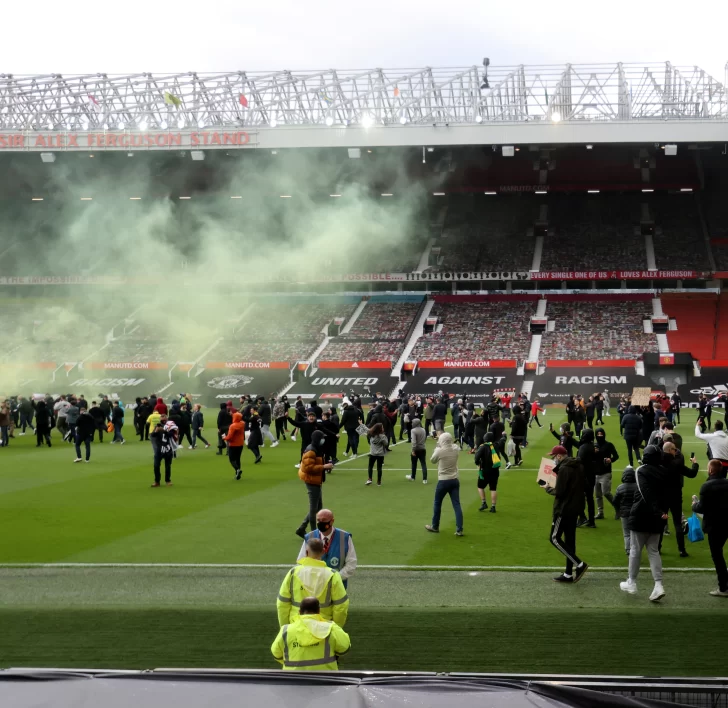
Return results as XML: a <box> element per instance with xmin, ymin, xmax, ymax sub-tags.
<box><xmin>87</xmin><ymin>94</ymin><xmax>101</xmax><ymax>111</ymax></box>
<box><xmin>239</xmin><ymin>94</ymin><xmax>248</xmax><ymax>108</ymax></box>
<box><xmin>393</xmin><ymin>87</ymin><xmax>400</xmax><ymax>97</ymax></box>
<box><xmin>319</xmin><ymin>90</ymin><xmax>333</xmax><ymax>105</ymax></box>
<box><xmin>164</xmin><ymin>92</ymin><xmax>182</xmax><ymax>107</ymax></box>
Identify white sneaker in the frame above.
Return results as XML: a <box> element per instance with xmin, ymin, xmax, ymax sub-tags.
<box><xmin>405</xmin><ymin>475</ymin><xmax>414</xmax><ymax>481</ymax></box>
<box><xmin>423</xmin><ymin>479</ymin><xmax>428</xmax><ymax>484</ymax></box>
<box><xmin>620</xmin><ymin>579</ymin><xmax>638</xmax><ymax>594</ymax></box>
<box><xmin>272</xmin><ymin>441</ymin><xmax>279</xmax><ymax>448</ymax></box>
<box><xmin>73</xmin><ymin>458</ymin><xmax>83</xmax><ymax>463</ymax></box>
<box><xmin>505</xmin><ymin>463</ymin><xmax>512</xmax><ymax>470</ymax></box>
<box><xmin>19</xmin><ymin>432</ymin><xmax>25</xmax><ymax>436</ymax></box>
<box><xmin>120</xmin><ymin>440</ymin><xmax>125</xmax><ymax>445</ymax></box>
<box><xmin>365</xmin><ymin>479</ymin><xmax>372</xmax><ymax>485</ymax></box>
<box><xmin>709</xmin><ymin>588</ymin><xmax>728</xmax><ymax>597</ymax></box>
<box><xmin>342</xmin><ymin>451</ymin><xmax>349</xmax><ymax>457</ymax></box>
<box><xmin>294</xmin><ymin>463</ymin><xmax>300</xmax><ymax>468</ymax></box>
<box><xmin>110</xmin><ymin>440</ymin><xmax>115</xmax><ymax>444</ymax></box>
<box><xmin>649</xmin><ymin>582</ymin><xmax>666</xmax><ymax>602</ymax></box>
<box><xmin>188</xmin><ymin>445</ymin><xmax>193</xmax><ymax>449</ymax></box>
<box><xmin>291</xmin><ymin>435</ymin><xmax>297</xmax><ymax>442</ymax></box>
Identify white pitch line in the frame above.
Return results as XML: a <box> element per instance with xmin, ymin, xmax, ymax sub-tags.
<box><xmin>0</xmin><ymin>563</ymin><xmax>715</xmax><ymax>572</ymax></box>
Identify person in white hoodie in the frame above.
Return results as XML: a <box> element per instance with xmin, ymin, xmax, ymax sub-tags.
<box><xmin>425</xmin><ymin>432</ymin><xmax>464</xmax><ymax>536</ymax></box>
<box><xmin>695</xmin><ymin>420</ymin><xmax>728</xmax><ymax>467</ymax></box>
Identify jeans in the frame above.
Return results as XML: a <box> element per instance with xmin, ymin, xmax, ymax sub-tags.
<box><xmin>301</xmin><ymin>483</ymin><xmax>323</xmax><ymax>532</ymax></box>
<box><xmin>431</xmin><ymin>479</ymin><xmax>463</xmax><ymax>532</ymax></box>
<box><xmin>228</xmin><ymin>445</ymin><xmax>243</xmax><ymax>473</ymax></box>
<box><xmin>621</xmin><ymin>518</ymin><xmax>631</xmax><ymax>552</ymax></box>
<box><xmin>275</xmin><ymin>418</ymin><xmax>286</xmax><ymax>440</ymax></box>
<box><xmin>628</xmin><ymin>531</ymin><xmax>663</xmax><ymax>582</ymax></box>
<box><xmin>550</xmin><ymin>513</ymin><xmax>582</xmax><ymax>575</ymax></box>
<box><xmin>595</xmin><ymin>473</ymin><xmax>614</xmax><ymax>514</ymax></box>
<box><xmin>411</xmin><ymin>449</ymin><xmax>427</xmax><ymax>480</ymax></box>
<box><xmin>74</xmin><ymin>434</ymin><xmax>91</xmax><ymax>461</ymax></box>
<box><xmin>368</xmin><ymin>455</ymin><xmax>384</xmax><ymax>483</ymax></box>
<box><xmin>154</xmin><ymin>452</ymin><xmax>173</xmax><ymax>484</ymax></box>
<box><xmin>625</xmin><ymin>437</ymin><xmax>641</xmax><ymax>467</ymax></box>
<box><xmin>708</xmin><ymin>528</ymin><xmax>728</xmax><ymax>592</ymax></box>
<box><xmin>19</xmin><ymin>412</ymin><xmax>34</xmax><ymax>432</ymax></box>
<box><xmin>192</xmin><ymin>429</ymin><xmax>209</xmax><ymax>447</ymax></box>
<box><xmin>0</xmin><ymin>426</ymin><xmax>8</xmax><ymax>446</ymax></box>
<box><xmin>261</xmin><ymin>424</ymin><xmax>276</xmax><ymax>444</ymax></box>
<box><xmin>345</xmin><ymin>429</ymin><xmax>359</xmax><ymax>455</ymax></box>
<box><xmin>113</xmin><ymin>422</ymin><xmax>124</xmax><ymax>442</ymax></box>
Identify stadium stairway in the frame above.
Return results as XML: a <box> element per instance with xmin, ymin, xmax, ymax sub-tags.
<box><xmin>341</xmin><ymin>299</ymin><xmax>368</xmax><ymax>333</ymax></box>
<box><xmin>392</xmin><ymin>299</ymin><xmax>436</xmax><ymax>377</ymax></box>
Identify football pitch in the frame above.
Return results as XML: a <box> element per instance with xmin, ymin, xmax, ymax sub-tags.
<box><xmin>0</xmin><ymin>409</ymin><xmax>724</xmax><ymax>675</ymax></box>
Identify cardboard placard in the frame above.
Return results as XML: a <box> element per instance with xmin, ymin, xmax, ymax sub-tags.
<box><xmin>631</xmin><ymin>387</ymin><xmax>652</xmax><ymax>407</ymax></box>
<box><xmin>537</xmin><ymin>457</ymin><xmax>558</xmax><ymax>488</ymax></box>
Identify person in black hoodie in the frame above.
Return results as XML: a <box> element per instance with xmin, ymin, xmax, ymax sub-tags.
<box><xmin>508</xmin><ymin>405</ymin><xmax>527</xmax><ymax>466</ymax></box>
<box><xmin>662</xmin><ymin>441</ymin><xmax>698</xmax><ymax>557</ymax></box>
<box><xmin>577</xmin><ymin>429</ymin><xmax>597</xmax><ymax>528</ymax></box>
<box><xmin>73</xmin><ymin>408</ymin><xmax>96</xmax><ymax>463</ymax></box>
<box><xmin>594</xmin><ymin>427</ymin><xmax>619</xmax><ymax>520</ymax></box>
<box><xmin>621</xmin><ymin>445</ymin><xmax>669</xmax><ymax>601</ymax></box>
<box><xmin>472</xmin><ymin>409</ymin><xmax>488</xmax><ymax>449</ymax></box>
<box><xmin>34</xmin><ymin>400</ymin><xmax>52</xmax><ymax>447</ymax></box>
<box><xmin>488</xmin><ymin>417</ymin><xmax>509</xmax><ymax>468</ymax></box>
<box><xmin>136</xmin><ymin>397</ymin><xmax>151</xmax><ymax>441</ymax></box>
<box><xmin>475</xmin><ymin>432</ymin><xmax>501</xmax><ymax>512</ymax></box>
<box><xmin>566</xmin><ymin>396</ymin><xmax>576</xmax><ymax>427</ymax></box>
<box><xmin>549</xmin><ymin>422</ymin><xmax>576</xmax><ymax>457</ymax></box>
<box><xmin>178</xmin><ymin>403</ymin><xmax>194</xmax><ymax>448</ymax></box>
<box><xmin>89</xmin><ymin>401</ymin><xmax>106</xmax><ymax>443</ymax></box>
<box><xmin>341</xmin><ymin>403</ymin><xmax>363</xmax><ymax>456</ymax></box>
<box><xmin>613</xmin><ymin>466</ymin><xmax>637</xmax><ymax>555</ymax></box>
<box><xmin>290</xmin><ymin>410</ymin><xmax>328</xmax><ymax>467</ymax></box>
<box><xmin>216</xmin><ymin>402</ymin><xmax>233</xmax><ymax>455</ymax></box>
<box><xmin>585</xmin><ymin>396</ymin><xmax>596</xmax><ymax>430</ymax></box>
<box><xmin>321</xmin><ymin>410</ymin><xmax>340</xmax><ymax>464</ymax></box>
<box><xmin>247</xmin><ymin>407</ymin><xmax>264</xmax><ymax>464</ymax></box>
<box><xmin>692</xmin><ymin>459</ymin><xmax>728</xmax><ymax>596</ymax></box>
<box><xmin>543</xmin><ymin>446</ymin><xmax>588</xmax><ymax>583</ymax></box>
<box><xmin>621</xmin><ymin>405</ymin><xmax>644</xmax><ymax>467</ymax></box>
<box><xmin>463</xmin><ymin>402</ymin><xmax>475</xmax><ymax>451</ymax></box>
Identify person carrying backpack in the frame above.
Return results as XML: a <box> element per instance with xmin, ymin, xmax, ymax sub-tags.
<box><xmin>474</xmin><ymin>432</ymin><xmax>502</xmax><ymax>513</ymax></box>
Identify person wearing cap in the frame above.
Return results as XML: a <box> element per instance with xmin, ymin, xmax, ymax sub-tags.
<box><xmin>542</xmin><ymin>445</ymin><xmax>588</xmax><ymax>584</ymax></box>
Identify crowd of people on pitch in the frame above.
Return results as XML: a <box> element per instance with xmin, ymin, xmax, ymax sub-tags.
<box><xmin>545</xmin><ymin>389</ymin><xmax>728</xmax><ymax>603</ymax></box>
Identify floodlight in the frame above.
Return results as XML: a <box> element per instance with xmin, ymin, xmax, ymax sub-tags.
<box><xmin>551</xmin><ymin>112</ymin><xmax>562</xmax><ymax>123</ymax></box>
<box><xmin>362</xmin><ymin>114</ymin><xmax>374</xmax><ymax>128</ymax></box>
<box><xmin>325</xmin><ymin>115</ymin><xmax>334</xmax><ymax>126</ymax></box>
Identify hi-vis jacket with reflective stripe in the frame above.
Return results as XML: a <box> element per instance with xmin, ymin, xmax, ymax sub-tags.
<box><xmin>271</xmin><ymin>614</ymin><xmax>351</xmax><ymax>671</ymax></box>
<box><xmin>276</xmin><ymin>558</ymin><xmax>349</xmax><ymax>628</ymax></box>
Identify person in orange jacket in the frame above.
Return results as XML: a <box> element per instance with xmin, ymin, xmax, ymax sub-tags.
<box><xmin>529</xmin><ymin>400</ymin><xmax>545</xmax><ymax>429</ymax></box>
<box><xmin>223</xmin><ymin>412</ymin><xmax>246</xmax><ymax>480</ymax></box>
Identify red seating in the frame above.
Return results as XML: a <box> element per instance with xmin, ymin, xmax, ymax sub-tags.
<box><xmin>662</xmin><ymin>293</ymin><xmax>717</xmax><ymax>361</ymax></box>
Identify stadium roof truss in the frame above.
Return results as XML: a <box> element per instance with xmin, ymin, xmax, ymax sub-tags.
<box><xmin>0</xmin><ymin>62</ymin><xmax>726</xmax><ymax>149</ymax></box>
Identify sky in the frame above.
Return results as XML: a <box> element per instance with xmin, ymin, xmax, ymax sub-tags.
<box><xmin>5</xmin><ymin>0</ymin><xmax>727</xmax><ymax>81</ymax></box>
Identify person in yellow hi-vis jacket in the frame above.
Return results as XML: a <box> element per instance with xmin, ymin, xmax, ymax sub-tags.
<box><xmin>277</xmin><ymin>537</ymin><xmax>349</xmax><ymax>628</ymax></box>
<box><xmin>271</xmin><ymin>596</ymin><xmax>351</xmax><ymax>670</ymax></box>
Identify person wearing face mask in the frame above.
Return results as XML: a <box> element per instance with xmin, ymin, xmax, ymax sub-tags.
<box><xmin>593</xmin><ymin>427</ymin><xmax>619</xmax><ymax>520</ymax></box>
<box><xmin>661</xmin><ymin>441</ymin><xmax>698</xmax><ymax>558</ymax></box>
<box><xmin>542</xmin><ymin>445</ymin><xmax>588</xmax><ymax>584</ymax></box>
<box><xmin>295</xmin><ymin>430</ymin><xmax>334</xmax><ymax>538</ymax></box>
<box><xmin>298</xmin><ymin>508</ymin><xmax>357</xmax><ymax>588</ymax></box>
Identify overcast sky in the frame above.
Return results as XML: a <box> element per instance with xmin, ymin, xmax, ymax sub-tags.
<box><xmin>6</xmin><ymin>0</ymin><xmax>727</xmax><ymax>81</ymax></box>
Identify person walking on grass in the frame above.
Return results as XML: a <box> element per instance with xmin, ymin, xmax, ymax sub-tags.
<box><xmin>365</xmin><ymin>423</ymin><xmax>389</xmax><ymax>486</ymax></box>
<box><xmin>223</xmin><ymin>412</ymin><xmax>246</xmax><ymax>480</ymax></box>
<box><xmin>542</xmin><ymin>445</ymin><xmax>588</xmax><ymax>584</ymax></box>
<box><xmin>246</xmin><ymin>406</ymin><xmax>264</xmax><ymax>464</ymax></box>
<box><xmin>475</xmin><ymin>432</ymin><xmax>501</xmax><ymax>513</ymax></box>
<box><xmin>216</xmin><ymin>402</ymin><xmax>232</xmax><ymax>456</ymax></box>
<box><xmin>34</xmin><ymin>399</ymin><xmax>52</xmax><ymax>448</ymax></box>
<box><xmin>508</xmin><ymin>405</ymin><xmax>527</xmax><ymax>467</ymax></box>
<box><xmin>273</xmin><ymin>397</ymin><xmax>288</xmax><ymax>442</ymax></box>
<box><xmin>529</xmin><ymin>399</ymin><xmax>544</xmax><ymax>429</ymax></box>
<box><xmin>72</xmin><ymin>407</ymin><xmax>96</xmax><ymax>463</ymax></box>
<box><xmin>620</xmin><ymin>445</ymin><xmax>669</xmax><ymax>602</ymax></box>
<box><xmin>110</xmin><ymin>401</ymin><xmax>125</xmax><ymax>444</ymax></box>
<box><xmin>692</xmin><ymin>459</ymin><xmax>728</xmax><ymax>597</ymax></box>
<box><xmin>594</xmin><ymin>427</ymin><xmax>619</xmax><ymax>520</ymax></box>
<box><xmin>406</xmin><ymin>418</ymin><xmax>428</xmax><ymax>483</ymax></box>
<box><xmin>425</xmin><ymin>432</ymin><xmax>463</xmax><ymax>536</ymax></box>
<box><xmin>150</xmin><ymin>417</ymin><xmax>177</xmax><ymax>487</ymax></box>
<box><xmin>613</xmin><ymin>466</ymin><xmax>637</xmax><ymax>555</ymax></box>
<box><xmin>295</xmin><ymin>431</ymin><xmax>333</xmax><ymax>538</ymax></box>
<box><xmin>191</xmin><ymin>404</ymin><xmax>210</xmax><ymax>449</ymax></box>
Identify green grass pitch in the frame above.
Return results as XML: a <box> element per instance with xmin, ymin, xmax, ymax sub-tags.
<box><xmin>0</xmin><ymin>408</ymin><xmax>724</xmax><ymax>674</ymax></box>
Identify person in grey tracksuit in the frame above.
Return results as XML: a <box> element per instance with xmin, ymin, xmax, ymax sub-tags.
<box><xmin>407</xmin><ymin>418</ymin><xmax>428</xmax><ymax>482</ymax></box>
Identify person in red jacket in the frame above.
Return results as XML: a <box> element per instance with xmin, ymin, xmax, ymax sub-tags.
<box><xmin>529</xmin><ymin>400</ymin><xmax>545</xmax><ymax>429</ymax></box>
<box><xmin>223</xmin><ymin>412</ymin><xmax>246</xmax><ymax>480</ymax></box>
<box><xmin>153</xmin><ymin>397</ymin><xmax>168</xmax><ymax>416</ymax></box>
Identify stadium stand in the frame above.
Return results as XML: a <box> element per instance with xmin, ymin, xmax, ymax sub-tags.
<box><xmin>662</xmin><ymin>293</ymin><xmax>718</xmax><ymax>361</ymax></box>
<box><xmin>649</xmin><ymin>195</ymin><xmax>712</xmax><ymax>271</ymax></box>
<box><xmin>410</xmin><ymin>301</ymin><xmax>534</xmax><ymax>360</ymax></box>
<box><xmin>432</xmin><ymin>195</ymin><xmax>536</xmax><ymax>271</ymax></box>
<box><xmin>540</xmin><ymin>299</ymin><xmax>657</xmax><ymax>360</ymax></box>
<box><xmin>317</xmin><ymin>303</ymin><xmax>420</xmax><ymax>363</ymax></box>
<box><xmin>539</xmin><ymin>194</ymin><xmax>647</xmax><ymax>271</ymax></box>
<box><xmin>206</xmin><ymin>340</ymin><xmax>316</xmax><ymax>362</ymax></box>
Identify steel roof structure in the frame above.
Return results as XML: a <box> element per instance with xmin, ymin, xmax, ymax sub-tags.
<box><xmin>0</xmin><ymin>62</ymin><xmax>727</xmax><ymax>150</ymax></box>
